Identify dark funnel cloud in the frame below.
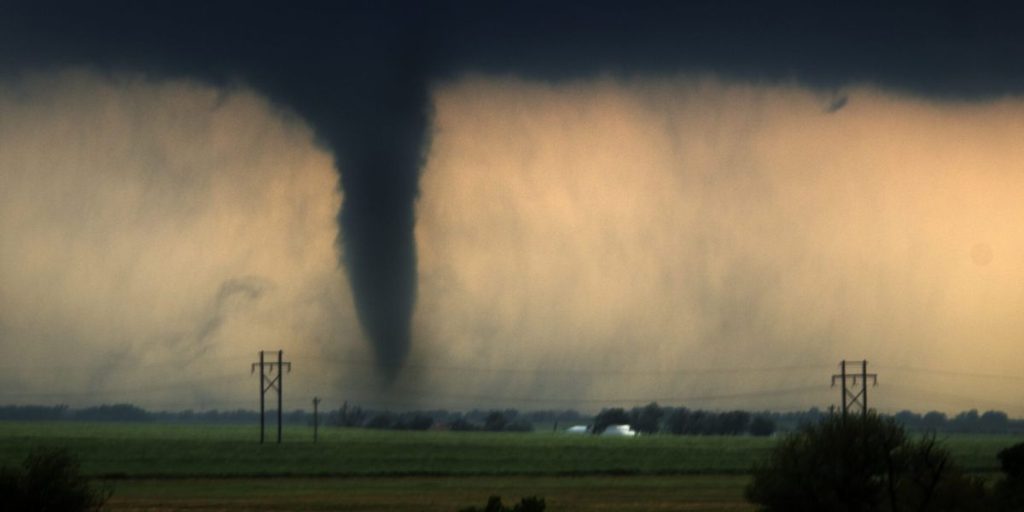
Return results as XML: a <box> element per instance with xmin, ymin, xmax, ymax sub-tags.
<box><xmin>4</xmin><ymin>1</ymin><xmax>1024</xmax><ymax>381</ymax></box>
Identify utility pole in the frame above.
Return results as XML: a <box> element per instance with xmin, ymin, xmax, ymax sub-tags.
<box><xmin>831</xmin><ymin>360</ymin><xmax>877</xmax><ymax>420</ymax></box>
<box><xmin>251</xmin><ymin>350</ymin><xmax>292</xmax><ymax>444</ymax></box>
<box><xmin>312</xmin><ymin>397</ymin><xmax>321</xmax><ymax>443</ymax></box>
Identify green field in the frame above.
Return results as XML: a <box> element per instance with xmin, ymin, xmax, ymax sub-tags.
<box><xmin>0</xmin><ymin>421</ymin><xmax>1019</xmax><ymax>511</ymax></box>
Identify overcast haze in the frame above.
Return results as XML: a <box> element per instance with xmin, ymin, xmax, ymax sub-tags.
<box><xmin>2</xmin><ymin>69</ymin><xmax>1023</xmax><ymax>414</ymax></box>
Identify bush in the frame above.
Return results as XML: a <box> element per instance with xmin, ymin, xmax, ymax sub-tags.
<box><xmin>745</xmin><ymin>412</ymin><xmax>988</xmax><ymax>511</ymax></box>
<box><xmin>995</xmin><ymin>442</ymin><xmax>1024</xmax><ymax>510</ymax></box>
<box><xmin>458</xmin><ymin>495</ymin><xmax>545</xmax><ymax>512</ymax></box>
<box><xmin>0</xmin><ymin>447</ymin><xmax>111</xmax><ymax>511</ymax></box>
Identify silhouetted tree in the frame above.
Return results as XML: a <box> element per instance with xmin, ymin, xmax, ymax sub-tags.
<box><xmin>749</xmin><ymin>416</ymin><xmax>776</xmax><ymax>437</ymax></box>
<box><xmin>0</xmin><ymin>405</ymin><xmax>69</xmax><ymax>421</ymax></box>
<box><xmin>746</xmin><ymin>412</ymin><xmax>988</xmax><ymax>511</ymax></box>
<box><xmin>332</xmin><ymin>402</ymin><xmax>367</xmax><ymax>427</ymax></box>
<box><xmin>980</xmin><ymin>410</ymin><xmax>1009</xmax><ymax>434</ymax></box>
<box><xmin>0</xmin><ymin>447</ymin><xmax>111</xmax><ymax>511</ymax></box>
<box><xmin>994</xmin><ymin>442</ymin><xmax>1024</xmax><ymax>510</ymax></box>
<box><xmin>629</xmin><ymin>402</ymin><xmax>665</xmax><ymax>434</ymax></box>
<box><xmin>394</xmin><ymin>412</ymin><xmax>434</xmax><ymax>431</ymax></box>
<box><xmin>664</xmin><ymin>408</ymin><xmax>691</xmax><ymax>435</ymax></box>
<box><xmin>484</xmin><ymin>411</ymin><xmax>509</xmax><ymax>432</ymax></box>
<box><xmin>449</xmin><ymin>417</ymin><xmax>479</xmax><ymax>431</ymax></box>
<box><xmin>74</xmin><ymin>404</ymin><xmax>150</xmax><ymax>422</ymax></box>
<box><xmin>922</xmin><ymin>411</ymin><xmax>947</xmax><ymax>431</ymax></box>
<box><xmin>365</xmin><ymin>412</ymin><xmax>395</xmax><ymax>429</ymax></box>
<box><xmin>718</xmin><ymin>411</ymin><xmax>751</xmax><ymax>435</ymax></box>
<box><xmin>593</xmin><ymin>408</ymin><xmax>630</xmax><ymax>434</ymax></box>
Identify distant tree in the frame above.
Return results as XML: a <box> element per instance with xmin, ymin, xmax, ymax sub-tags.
<box><xmin>395</xmin><ymin>413</ymin><xmax>434</xmax><ymax>431</ymax></box>
<box><xmin>718</xmin><ymin>411</ymin><xmax>751</xmax><ymax>435</ymax></box>
<box><xmin>365</xmin><ymin>412</ymin><xmax>395</xmax><ymax>429</ymax></box>
<box><xmin>980</xmin><ymin>410</ymin><xmax>1009</xmax><ymax>434</ymax></box>
<box><xmin>503</xmin><ymin>418</ymin><xmax>534</xmax><ymax>432</ymax></box>
<box><xmin>893</xmin><ymin>410</ymin><xmax>922</xmax><ymax>430</ymax></box>
<box><xmin>664</xmin><ymin>408</ymin><xmax>691</xmax><ymax>435</ymax></box>
<box><xmin>922</xmin><ymin>411</ymin><xmax>948</xmax><ymax>431</ymax></box>
<box><xmin>525</xmin><ymin>409</ymin><xmax>583</xmax><ymax>424</ymax></box>
<box><xmin>749</xmin><ymin>416</ymin><xmax>776</xmax><ymax>437</ymax></box>
<box><xmin>449</xmin><ymin>417</ymin><xmax>479</xmax><ymax>431</ymax></box>
<box><xmin>951</xmin><ymin>409</ymin><xmax>980</xmax><ymax>433</ymax></box>
<box><xmin>74</xmin><ymin>404</ymin><xmax>150</xmax><ymax>422</ymax></box>
<box><xmin>0</xmin><ymin>405</ymin><xmax>69</xmax><ymax>421</ymax></box>
<box><xmin>687</xmin><ymin>410</ymin><xmax>714</xmax><ymax>435</ymax></box>
<box><xmin>0</xmin><ymin>447</ymin><xmax>111</xmax><ymax>511</ymax></box>
<box><xmin>629</xmin><ymin>402</ymin><xmax>665</xmax><ymax>434</ymax></box>
<box><xmin>332</xmin><ymin>402</ymin><xmax>367</xmax><ymax>427</ymax></box>
<box><xmin>593</xmin><ymin>408</ymin><xmax>630</xmax><ymax>434</ymax></box>
<box><xmin>484</xmin><ymin>411</ymin><xmax>509</xmax><ymax>432</ymax></box>
<box><xmin>746</xmin><ymin>412</ymin><xmax>988</xmax><ymax>511</ymax></box>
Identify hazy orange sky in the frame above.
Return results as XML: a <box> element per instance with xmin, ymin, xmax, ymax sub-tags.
<box><xmin>1</xmin><ymin>70</ymin><xmax>1022</xmax><ymax>415</ymax></box>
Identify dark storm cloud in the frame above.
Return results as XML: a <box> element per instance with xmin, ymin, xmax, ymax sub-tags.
<box><xmin>3</xmin><ymin>1</ymin><xmax>1024</xmax><ymax>379</ymax></box>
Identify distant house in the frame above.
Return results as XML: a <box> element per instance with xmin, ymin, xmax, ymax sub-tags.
<box><xmin>565</xmin><ymin>425</ymin><xmax>590</xmax><ymax>434</ymax></box>
<box><xmin>600</xmin><ymin>424</ymin><xmax>637</xmax><ymax>437</ymax></box>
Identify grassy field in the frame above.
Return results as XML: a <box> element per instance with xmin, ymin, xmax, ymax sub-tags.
<box><xmin>0</xmin><ymin>421</ymin><xmax>1019</xmax><ymax>511</ymax></box>
<box><xmin>108</xmin><ymin>475</ymin><xmax>756</xmax><ymax>511</ymax></box>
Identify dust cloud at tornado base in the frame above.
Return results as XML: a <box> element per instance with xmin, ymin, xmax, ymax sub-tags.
<box><xmin>1</xmin><ymin>71</ymin><xmax>1022</xmax><ymax>414</ymax></box>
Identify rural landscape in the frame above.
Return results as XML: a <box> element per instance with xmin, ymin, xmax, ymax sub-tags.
<box><xmin>1</xmin><ymin>403</ymin><xmax>1024</xmax><ymax>510</ymax></box>
<box><xmin>0</xmin><ymin>416</ymin><xmax>773</xmax><ymax>511</ymax></box>
<box><xmin>5</xmin><ymin>1</ymin><xmax>1024</xmax><ymax>511</ymax></box>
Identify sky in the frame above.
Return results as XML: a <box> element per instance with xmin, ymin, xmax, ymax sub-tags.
<box><xmin>1</xmin><ymin>2</ymin><xmax>1024</xmax><ymax>414</ymax></box>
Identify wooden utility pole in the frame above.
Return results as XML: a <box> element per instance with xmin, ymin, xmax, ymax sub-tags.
<box><xmin>313</xmin><ymin>397</ymin><xmax>321</xmax><ymax>443</ymax></box>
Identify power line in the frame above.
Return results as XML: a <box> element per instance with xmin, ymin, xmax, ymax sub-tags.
<box><xmin>881</xmin><ymin>383</ymin><xmax>1023</xmax><ymax>411</ymax></box>
<box><xmin>875</xmin><ymin>365</ymin><xmax>1024</xmax><ymax>383</ymax></box>
<box><xmin>316</xmin><ymin>384</ymin><xmax>827</xmax><ymax>406</ymax></box>
<box><xmin>287</xmin><ymin>353</ymin><xmax>834</xmax><ymax>377</ymax></box>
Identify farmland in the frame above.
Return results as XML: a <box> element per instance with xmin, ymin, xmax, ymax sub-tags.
<box><xmin>0</xmin><ymin>421</ymin><xmax>1019</xmax><ymax>511</ymax></box>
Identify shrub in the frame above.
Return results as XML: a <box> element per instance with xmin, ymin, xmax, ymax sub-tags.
<box><xmin>0</xmin><ymin>447</ymin><xmax>111</xmax><ymax>511</ymax></box>
<box><xmin>995</xmin><ymin>442</ymin><xmax>1024</xmax><ymax>510</ymax></box>
<box><xmin>746</xmin><ymin>412</ymin><xmax>988</xmax><ymax>511</ymax></box>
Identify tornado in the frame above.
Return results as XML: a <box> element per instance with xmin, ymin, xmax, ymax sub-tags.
<box><xmin>332</xmin><ymin>72</ymin><xmax>432</xmax><ymax>381</ymax></box>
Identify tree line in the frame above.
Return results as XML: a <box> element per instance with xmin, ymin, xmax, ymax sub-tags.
<box><xmin>1</xmin><ymin>403</ymin><xmax>1023</xmax><ymax>435</ymax></box>
<box><xmin>592</xmin><ymin>403</ymin><xmax>777</xmax><ymax>436</ymax></box>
